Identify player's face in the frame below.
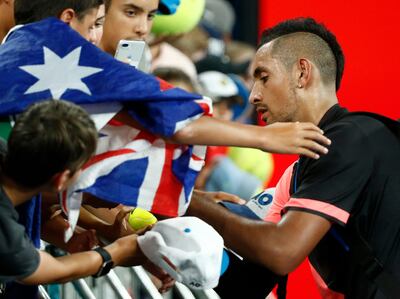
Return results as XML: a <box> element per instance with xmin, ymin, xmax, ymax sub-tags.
<box><xmin>249</xmin><ymin>43</ymin><xmax>299</xmax><ymax>124</ymax></box>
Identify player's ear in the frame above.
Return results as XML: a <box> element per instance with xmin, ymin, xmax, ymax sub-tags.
<box><xmin>295</xmin><ymin>58</ymin><xmax>312</xmax><ymax>88</ymax></box>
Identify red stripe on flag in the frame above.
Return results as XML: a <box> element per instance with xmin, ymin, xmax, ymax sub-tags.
<box><xmin>198</xmin><ymin>103</ymin><xmax>212</xmax><ymax>116</ymax></box>
<box><xmin>134</xmin><ymin>129</ymin><xmax>157</xmax><ymax>143</ymax></box>
<box><xmin>156</xmin><ymin>77</ymin><xmax>174</xmax><ymax>91</ymax></box>
<box><xmin>150</xmin><ymin>144</ymin><xmax>182</xmax><ymax>216</ymax></box>
<box><xmin>108</xmin><ymin>118</ymin><xmax>125</xmax><ymax>126</ymax></box>
<box><xmin>84</xmin><ymin>148</ymin><xmax>135</xmax><ymax>169</ymax></box>
<box><xmin>191</xmin><ymin>154</ymin><xmax>203</xmax><ymax>161</ymax></box>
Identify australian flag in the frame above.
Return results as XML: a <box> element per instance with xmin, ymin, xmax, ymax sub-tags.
<box><xmin>0</xmin><ymin>18</ymin><xmax>211</xmax><ymax>241</ymax></box>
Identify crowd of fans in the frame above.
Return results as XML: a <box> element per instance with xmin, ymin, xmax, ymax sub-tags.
<box><xmin>0</xmin><ymin>1</ymin><xmax>325</xmax><ymax>298</ymax></box>
<box><xmin>2</xmin><ymin>1</ymin><xmax>397</xmax><ymax>299</ymax></box>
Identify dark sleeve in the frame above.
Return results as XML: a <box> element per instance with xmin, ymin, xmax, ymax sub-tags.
<box><xmin>0</xmin><ymin>137</ymin><xmax>6</xmax><ymax>171</ymax></box>
<box><xmin>0</xmin><ymin>137</ymin><xmax>6</xmax><ymax>153</ymax></box>
<box><xmin>0</xmin><ymin>211</ymin><xmax>40</xmax><ymax>282</ymax></box>
<box><xmin>283</xmin><ymin>120</ymin><xmax>373</xmax><ymax>225</ymax></box>
<box><xmin>0</xmin><ymin>137</ymin><xmax>6</xmax><ymax>159</ymax></box>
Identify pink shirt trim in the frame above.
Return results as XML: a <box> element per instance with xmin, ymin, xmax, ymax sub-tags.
<box><xmin>264</xmin><ymin>162</ymin><xmax>295</xmax><ymax>223</ymax></box>
<box><xmin>285</xmin><ymin>198</ymin><xmax>350</xmax><ymax>224</ymax></box>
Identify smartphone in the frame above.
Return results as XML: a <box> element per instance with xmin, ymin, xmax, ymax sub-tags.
<box><xmin>114</xmin><ymin>40</ymin><xmax>146</xmax><ymax>69</ymax></box>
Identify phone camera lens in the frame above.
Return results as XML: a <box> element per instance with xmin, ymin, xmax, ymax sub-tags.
<box><xmin>122</xmin><ymin>43</ymin><xmax>129</xmax><ymax>48</ymax></box>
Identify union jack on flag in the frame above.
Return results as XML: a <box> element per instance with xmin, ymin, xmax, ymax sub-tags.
<box><xmin>0</xmin><ymin>18</ymin><xmax>212</xmax><ymax>241</ymax></box>
<box><xmin>60</xmin><ymin>104</ymin><xmax>210</xmax><ymax>241</ymax></box>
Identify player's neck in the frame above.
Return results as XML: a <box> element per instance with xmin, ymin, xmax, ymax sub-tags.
<box><xmin>298</xmin><ymin>87</ymin><xmax>338</xmax><ymax>125</ymax></box>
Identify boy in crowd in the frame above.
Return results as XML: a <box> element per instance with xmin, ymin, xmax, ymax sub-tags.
<box><xmin>13</xmin><ymin>0</ymin><xmax>103</xmax><ymax>43</ymax></box>
<box><xmin>0</xmin><ymin>100</ymin><xmax>172</xmax><ymax>295</ymax></box>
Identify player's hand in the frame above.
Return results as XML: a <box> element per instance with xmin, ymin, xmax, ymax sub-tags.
<box><xmin>193</xmin><ymin>189</ymin><xmax>246</xmax><ymax>204</ymax></box>
<box><xmin>260</xmin><ymin>122</ymin><xmax>331</xmax><ymax>159</ymax></box>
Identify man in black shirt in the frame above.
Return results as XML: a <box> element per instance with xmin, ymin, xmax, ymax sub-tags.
<box><xmin>187</xmin><ymin>18</ymin><xmax>400</xmax><ymax>298</ymax></box>
<box><xmin>0</xmin><ymin>100</ymin><xmax>173</xmax><ymax>294</ymax></box>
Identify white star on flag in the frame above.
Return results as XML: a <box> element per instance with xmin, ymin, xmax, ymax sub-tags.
<box><xmin>20</xmin><ymin>46</ymin><xmax>103</xmax><ymax>99</ymax></box>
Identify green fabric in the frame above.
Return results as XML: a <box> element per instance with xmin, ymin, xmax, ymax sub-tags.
<box><xmin>0</xmin><ymin>118</ymin><xmax>11</xmax><ymax>140</ymax></box>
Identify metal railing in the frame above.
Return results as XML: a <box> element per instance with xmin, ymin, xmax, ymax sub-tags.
<box><xmin>42</xmin><ymin>245</ymin><xmax>221</xmax><ymax>299</ymax></box>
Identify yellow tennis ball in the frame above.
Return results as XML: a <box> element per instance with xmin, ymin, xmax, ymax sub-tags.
<box><xmin>152</xmin><ymin>0</ymin><xmax>205</xmax><ymax>36</ymax></box>
<box><xmin>228</xmin><ymin>147</ymin><xmax>275</xmax><ymax>184</ymax></box>
<box><xmin>128</xmin><ymin>208</ymin><xmax>157</xmax><ymax>230</ymax></box>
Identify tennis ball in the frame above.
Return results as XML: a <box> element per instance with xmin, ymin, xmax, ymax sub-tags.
<box><xmin>128</xmin><ymin>208</ymin><xmax>157</xmax><ymax>230</ymax></box>
<box><xmin>228</xmin><ymin>147</ymin><xmax>274</xmax><ymax>184</ymax></box>
<box><xmin>152</xmin><ymin>0</ymin><xmax>205</xmax><ymax>36</ymax></box>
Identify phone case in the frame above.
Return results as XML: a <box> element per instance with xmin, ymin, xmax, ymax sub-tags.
<box><xmin>114</xmin><ymin>40</ymin><xmax>146</xmax><ymax>68</ymax></box>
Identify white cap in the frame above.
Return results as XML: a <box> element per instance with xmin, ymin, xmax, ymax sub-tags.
<box><xmin>198</xmin><ymin>71</ymin><xmax>239</xmax><ymax>101</ymax></box>
<box><xmin>137</xmin><ymin>216</ymin><xmax>224</xmax><ymax>290</ymax></box>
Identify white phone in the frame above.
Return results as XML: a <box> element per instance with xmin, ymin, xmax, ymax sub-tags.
<box><xmin>114</xmin><ymin>40</ymin><xmax>146</xmax><ymax>69</ymax></box>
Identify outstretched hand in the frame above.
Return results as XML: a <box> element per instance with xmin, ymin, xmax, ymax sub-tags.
<box><xmin>260</xmin><ymin>122</ymin><xmax>331</xmax><ymax>159</ymax></box>
<box><xmin>193</xmin><ymin>189</ymin><xmax>246</xmax><ymax>205</ymax></box>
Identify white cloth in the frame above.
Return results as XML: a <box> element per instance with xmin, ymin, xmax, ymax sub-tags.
<box><xmin>138</xmin><ymin>216</ymin><xmax>224</xmax><ymax>290</ymax></box>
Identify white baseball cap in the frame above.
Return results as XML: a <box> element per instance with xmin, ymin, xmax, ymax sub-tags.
<box><xmin>198</xmin><ymin>71</ymin><xmax>239</xmax><ymax>101</ymax></box>
<box><xmin>137</xmin><ymin>216</ymin><xmax>225</xmax><ymax>290</ymax></box>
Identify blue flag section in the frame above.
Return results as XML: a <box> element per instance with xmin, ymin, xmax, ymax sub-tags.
<box><xmin>0</xmin><ymin>18</ymin><xmax>206</xmax><ymax>137</ymax></box>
